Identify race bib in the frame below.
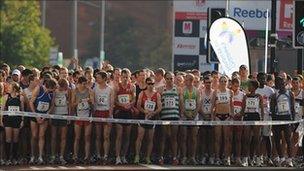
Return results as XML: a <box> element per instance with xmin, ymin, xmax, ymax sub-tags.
<box><xmin>234</xmin><ymin>106</ymin><xmax>242</xmax><ymax>114</ymax></box>
<box><xmin>77</xmin><ymin>100</ymin><xmax>90</xmax><ymax>117</ymax></box>
<box><xmin>27</xmin><ymin>94</ymin><xmax>32</xmax><ymax>100</ymax></box>
<box><xmin>295</xmin><ymin>102</ymin><xmax>302</xmax><ymax>114</ymax></box>
<box><xmin>8</xmin><ymin>106</ymin><xmax>20</xmax><ymax>112</ymax></box>
<box><xmin>97</xmin><ymin>95</ymin><xmax>108</xmax><ymax>106</ymax></box>
<box><xmin>118</xmin><ymin>94</ymin><xmax>130</xmax><ymax>104</ymax></box>
<box><xmin>164</xmin><ymin>97</ymin><xmax>176</xmax><ymax>108</ymax></box>
<box><xmin>55</xmin><ymin>95</ymin><xmax>67</xmax><ymax>106</ymax></box>
<box><xmin>77</xmin><ymin>99</ymin><xmax>89</xmax><ymax>111</ymax></box>
<box><xmin>185</xmin><ymin>99</ymin><xmax>196</xmax><ymax>110</ymax></box>
<box><xmin>277</xmin><ymin>100</ymin><xmax>290</xmax><ymax>114</ymax></box>
<box><xmin>218</xmin><ymin>93</ymin><xmax>229</xmax><ymax>103</ymax></box>
<box><xmin>246</xmin><ymin>97</ymin><xmax>259</xmax><ymax>109</ymax></box>
<box><xmin>37</xmin><ymin>101</ymin><xmax>50</xmax><ymax>112</ymax></box>
<box><xmin>144</xmin><ymin>100</ymin><xmax>156</xmax><ymax>112</ymax></box>
<box><xmin>202</xmin><ymin>104</ymin><xmax>211</xmax><ymax>114</ymax></box>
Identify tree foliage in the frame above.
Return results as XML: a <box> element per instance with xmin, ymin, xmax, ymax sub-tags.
<box><xmin>87</xmin><ymin>9</ymin><xmax>172</xmax><ymax>71</ymax></box>
<box><xmin>0</xmin><ymin>0</ymin><xmax>54</xmax><ymax>68</ymax></box>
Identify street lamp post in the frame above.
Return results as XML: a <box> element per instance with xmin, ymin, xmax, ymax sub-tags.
<box><xmin>42</xmin><ymin>0</ymin><xmax>46</xmax><ymax>27</ymax></box>
<box><xmin>270</xmin><ymin>0</ymin><xmax>277</xmax><ymax>73</ymax></box>
<box><xmin>100</xmin><ymin>0</ymin><xmax>106</xmax><ymax>63</ymax></box>
<box><xmin>72</xmin><ymin>0</ymin><xmax>78</xmax><ymax>59</ymax></box>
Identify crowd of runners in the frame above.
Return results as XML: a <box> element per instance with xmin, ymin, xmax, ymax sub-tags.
<box><xmin>0</xmin><ymin>62</ymin><xmax>303</xmax><ymax>167</ymax></box>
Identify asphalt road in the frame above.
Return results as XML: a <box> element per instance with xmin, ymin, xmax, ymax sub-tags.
<box><xmin>0</xmin><ymin>164</ymin><xmax>303</xmax><ymax>171</ymax></box>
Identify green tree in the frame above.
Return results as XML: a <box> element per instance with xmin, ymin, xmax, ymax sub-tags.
<box><xmin>0</xmin><ymin>0</ymin><xmax>54</xmax><ymax>68</ymax></box>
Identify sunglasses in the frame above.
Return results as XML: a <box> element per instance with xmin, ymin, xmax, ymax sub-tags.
<box><xmin>204</xmin><ymin>81</ymin><xmax>211</xmax><ymax>84</ymax></box>
<box><xmin>166</xmin><ymin>78</ymin><xmax>173</xmax><ymax>80</ymax></box>
<box><xmin>147</xmin><ymin>82</ymin><xmax>155</xmax><ymax>85</ymax></box>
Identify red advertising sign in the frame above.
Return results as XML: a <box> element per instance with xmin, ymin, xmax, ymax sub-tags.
<box><xmin>279</xmin><ymin>0</ymin><xmax>293</xmax><ymax>30</ymax></box>
<box><xmin>175</xmin><ymin>12</ymin><xmax>207</xmax><ymax>20</ymax></box>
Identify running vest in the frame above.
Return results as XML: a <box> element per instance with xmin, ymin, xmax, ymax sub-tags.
<box><xmin>294</xmin><ymin>89</ymin><xmax>304</xmax><ymax>120</ymax></box>
<box><xmin>116</xmin><ymin>83</ymin><xmax>133</xmax><ymax>111</ymax></box>
<box><xmin>54</xmin><ymin>91</ymin><xmax>69</xmax><ymax>115</ymax></box>
<box><xmin>183</xmin><ymin>87</ymin><xmax>198</xmax><ymax>119</ymax></box>
<box><xmin>256</xmin><ymin>86</ymin><xmax>275</xmax><ymax>118</ymax></box>
<box><xmin>141</xmin><ymin>91</ymin><xmax>158</xmax><ymax>113</ymax></box>
<box><xmin>275</xmin><ymin>90</ymin><xmax>292</xmax><ymax>116</ymax></box>
<box><xmin>135</xmin><ymin>84</ymin><xmax>146</xmax><ymax>106</ymax></box>
<box><xmin>233</xmin><ymin>91</ymin><xmax>245</xmax><ymax>115</ymax></box>
<box><xmin>76</xmin><ymin>89</ymin><xmax>90</xmax><ymax>117</ymax></box>
<box><xmin>34</xmin><ymin>86</ymin><xmax>53</xmax><ymax>113</ymax></box>
<box><xmin>244</xmin><ymin>94</ymin><xmax>260</xmax><ymax>114</ymax></box>
<box><xmin>94</xmin><ymin>85</ymin><xmax>111</xmax><ymax>111</ymax></box>
<box><xmin>5</xmin><ymin>94</ymin><xmax>21</xmax><ymax>112</ymax></box>
<box><xmin>160</xmin><ymin>86</ymin><xmax>179</xmax><ymax>120</ymax></box>
<box><xmin>23</xmin><ymin>88</ymin><xmax>33</xmax><ymax>101</ymax></box>
<box><xmin>201</xmin><ymin>89</ymin><xmax>213</xmax><ymax>115</ymax></box>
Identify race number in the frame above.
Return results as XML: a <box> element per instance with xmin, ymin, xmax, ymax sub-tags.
<box><xmin>246</xmin><ymin>98</ymin><xmax>259</xmax><ymax>109</ymax></box>
<box><xmin>277</xmin><ymin>100</ymin><xmax>290</xmax><ymax>114</ymax></box>
<box><xmin>164</xmin><ymin>97</ymin><xmax>176</xmax><ymax>108</ymax></box>
<box><xmin>234</xmin><ymin>106</ymin><xmax>242</xmax><ymax>114</ymax></box>
<box><xmin>37</xmin><ymin>101</ymin><xmax>50</xmax><ymax>112</ymax></box>
<box><xmin>78</xmin><ymin>99</ymin><xmax>89</xmax><ymax>111</ymax></box>
<box><xmin>118</xmin><ymin>94</ymin><xmax>130</xmax><ymax>104</ymax></box>
<box><xmin>144</xmin><ymin>100</ymin><xmax>156</xmax><ymax>112</ymax></box>
<box><xmin>8</xmin><ymin>106</ymin><xmax>20</xmax><ymax>112</ymax></box>
<box><xmin>55</xmin><ymin>95</ymin><xmax>67</xmax><ymax>106</ymax></box>
<box><xmin>185</xmin><ymin>99</ymin><xmax>196</xmax><ymax>110</ymax></box>
<box><xmin>97</xmin><ymin>95</ymin><xmax>108</xmax><ymax>106</ymax></box>
<box><xmin>218</xmin><ymin>93</ymin><xmax>229</xmax><ymax>103</ymax></box>
<box><xmin>295</xmin><ymin>102</ymin><xmax>302</xmax><ymax>114</ymax></box>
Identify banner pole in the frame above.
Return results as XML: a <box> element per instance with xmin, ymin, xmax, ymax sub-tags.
<box><xmin>264</xmin><ymin>9</ymin><xmax>269</xmax><ymax>73</ymax></box>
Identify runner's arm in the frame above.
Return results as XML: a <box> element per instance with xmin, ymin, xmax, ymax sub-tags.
<box><xmin>259</xmin><ymin>94</ymin><xmax>264</xmax><ymax>120</ymax></box>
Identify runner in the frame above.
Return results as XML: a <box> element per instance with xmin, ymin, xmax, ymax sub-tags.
<box><xmin>175</xmin><ymin>73</ymin><xmax>184</xmax><ymax>93</ymax></box>
<box><xmin>114</xmin><ymin>68</ymin><xmax>135</xmax><ymax>165</ymax></box>
<box><xmin>180</xmin><ymin>73</ymin><xmax>201</xmax><ymax>165</ymax></box>
<box><xmin>256</xmin><ymin>72</ymin><xmax>275</xmax><ymax>166</ymax></box>
<box><xmin>199</xmin><ymin>75</ymin><xmax>214</xmax><ymax>165</ymax></box>
<box><xmin>85</xmin><ymin>69</ymin><xmax>95</xmax><ymax>90</ymax></box>
<box><xmin>241</xmin><ymin>80</ymin><xmax>264</xmax><ymax>167</ymax></box>
<box><xmin>211</xmin><ymin>71</ymin><xmax>220</xmax><ymax>90</ymax></box>
<box><xmin>93</xmin><ymin>71</ymin><xmax>114</xmax><ymax>164</ymax></box>
<box><xmin>49</xmin><ymin>78</ymin><xmax>71</xmax><ymax>165</ymax></box>
<box><xmin>158</xmin><ymin>72</ymin><xmax>180</xmax><ymax>165</ymax></box>
<box><xmin>270</xmin><ymin>76</ymin><xmax>295</xmax><ymax>167</ymax></box>
<box><xmin>134</xmin><ymin>77</ymin><xmax>161</xmax><ymax>164</ymax></box>
<box><xmin>154</xmin><ymin>68</ymin><xmax>166</xmax><ymax>92</ymax></box>
<box><xmin>231</xmin><ymin>78</ymin><xmax>245</xmax><ymax>166</ymax></box>
<box><xmin>2</xmin><ymin>82</ymin><xmax>24</xmax><ymax>165</ymax></box>
<box><xmin>129</xmin><ymin>69</ymin><xmax>146</xmax><ymax>159</ymax></box>
<box><xmin>72</xmin><ymin>76</ymin><xmax>94</xmax><ymax>164</ymax></box>
<box><xmin>110</xmin><ymin>68</ymin><xmax>121</xmax><ymax>89</ymax></box>
<box><xmin>291</xmin><ymin>76</ymin><xmax>303</xmax><ymax>163</ymax></box>
<box><xmin>23</xmin><ymin>75</ymin><xmax>39</xmax><ymax>164</ymax></box>
<box><xmin>239</xmin><ymin>65</ymin><xmax>249</xmax><ymax>92</ymax></box>
<box><xmin>29</xmin><ymin>78</ymin><xmax>57</xmax><ymax>164</ymax></box>
<box><xmin>211</xmin><ymin>75</ymin><xmax>234</xmax><ymax>166</ymax></box>
<box><xmin>18</xmin><ymin>69</ymin><xmax>33</xmax><ymax>164</ymax></box>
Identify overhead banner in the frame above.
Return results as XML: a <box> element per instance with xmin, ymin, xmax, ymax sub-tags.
<box><xmin>209</xmin><ymin>17</ymin><xmax>250</xmax><ymax>77</ymax></box>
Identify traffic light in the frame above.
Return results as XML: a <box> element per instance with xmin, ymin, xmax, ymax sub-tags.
<box><xmin>293</xmin><ymin>0</ymin><xmax>304</xmax><ymax>48</ymax></box>
<box><xmin>207</xmin><ymin>8</ymin><xmax>226</xmax><ymax>63</ymax></box>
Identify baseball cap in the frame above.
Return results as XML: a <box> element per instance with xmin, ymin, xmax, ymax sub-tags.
<box><xmin>239</xmin><ymin>65</ymin><xmax>248</xmax><ymax>70</ymax></box>
<box><xmin>12</xmin><ymin>69</ymin><xmax>21</xmax><ymax>76</ymax></box>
